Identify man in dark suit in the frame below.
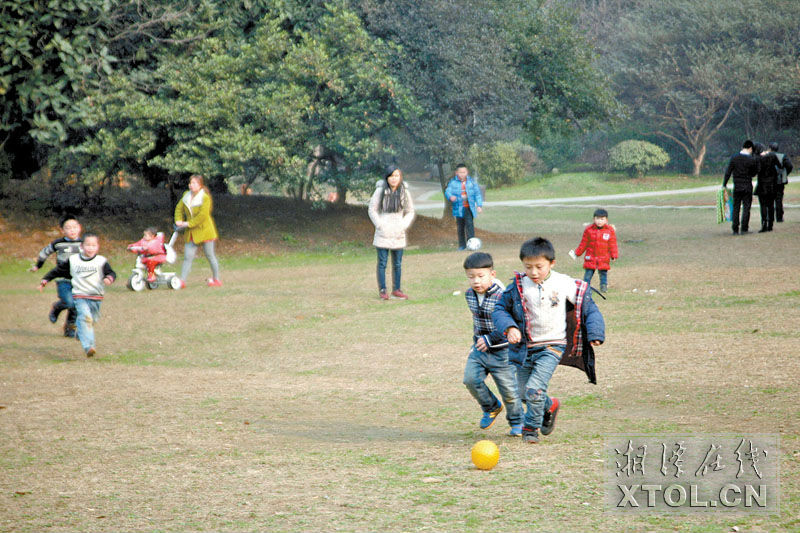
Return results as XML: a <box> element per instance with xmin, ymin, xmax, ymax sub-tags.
<box><xmin>755</xmin><ymin>144</ymin><xmax>781</xmax><ymax>232</ymax></box>
<box><xmin>770</xmin><ymin>142</ymin><xmax>794</xmax><ymax>223</ymax></box>
<box><xmin>723</xmin><ymin>140</ymin><xmax>760</xmax><ymax>235</ymax></box>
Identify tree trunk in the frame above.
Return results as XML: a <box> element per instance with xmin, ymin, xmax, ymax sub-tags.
<box><xmin>437</xmin><ymin>159</ymin><xmax>452</xmax><ymax>221</ymax></box>
<box><xmin>691</xmin><ymin>144</ymin><xmax>706</xmax><ymax>177</ymax></box>
<box><xmin>335</xmin><ymin>183</ymin><xmax>347</xmax><ymax>206</ymax></box>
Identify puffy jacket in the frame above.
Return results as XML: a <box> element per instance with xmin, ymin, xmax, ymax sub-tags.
<box><xmin>575</xmin><ymin>224</ymin><xmax>618</xmax><ymax>270</ymax></box>
<box><xmin>127</xmin><ymin>232</ymin><xmax>166</xmax><ymax>256</ymax></box>
<box><xmin>492</xmin><ymin>273</ymin><xmax>605</xmax><ymax>383</ymax></box>
<box><xmin>444</xmin><ymin>176</ymin><xmax>482</xmax><ymax>218</ymax></box>
<box><xmin>368</xmin><ymin>180</ymin><xmax>415</xmax><ymax>250</ymax></box>
<box><xmin>174</xmin><ymin>189</ymin><xmax>218</xmax><ymax>243</ymax></box>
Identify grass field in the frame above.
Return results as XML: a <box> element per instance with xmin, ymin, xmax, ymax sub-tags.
<box><xmin>1</xmin><ymin>180</ymin><xmax>799</xmax><ymax>532</ymax></box>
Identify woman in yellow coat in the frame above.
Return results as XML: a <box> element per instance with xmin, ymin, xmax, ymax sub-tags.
<box><xmin>174</xmin><ymin>174</ymin><xmax>221</xmax><ymax>287</ymax></box>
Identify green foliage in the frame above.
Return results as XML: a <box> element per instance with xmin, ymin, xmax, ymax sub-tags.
<box><xmin>607</xmin><ymin>140</ymin><xmax>670</xmax><ymax>178</ymax></box>
<box><xmin>0</xmin><ymin>0</ymin><xmax>114</xmax><ymax>145</ymax></box>
<box><xmin>468</xmin><ymin>141</ymin><xmax>540</xmax><ymax>188</ymax></box>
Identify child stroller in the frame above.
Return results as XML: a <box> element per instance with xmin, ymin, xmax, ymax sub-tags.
<box><xmin>126</xmin><ymin>231</ymin><xmax>182</xmax><ymax>291</ymax></box>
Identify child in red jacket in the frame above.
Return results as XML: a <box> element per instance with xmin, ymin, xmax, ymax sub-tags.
<box><xmin>127</xmin><ymin>227</ymin><xmax>167</xmax><ymax>282</ymax></box>
<box><xmin>571</xmin><ymin>209</ymin><xmax>618</xmax><ymax>293</ymax></box>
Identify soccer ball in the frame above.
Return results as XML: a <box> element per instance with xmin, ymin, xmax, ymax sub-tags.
<box><xmin>466</xmin><ymin>237</ymin><xmax>482</xmax><ymax>251</ymax></box>
<box><xmin>471</xmin><ymin>440</ymin><xmax>499</xmax><ymax>470</ymax></box>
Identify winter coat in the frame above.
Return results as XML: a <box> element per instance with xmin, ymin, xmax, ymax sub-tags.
<box><xmin>492</xmin><ymin>273</ymin><xmax>605</xmax><ymax>383</ymax></box>
<box><xmin>127</xmin><ymin>233</ymin><xmax>166</xmax><ymax>257</ymax></box>
<box><xmin>444</xmin><ymin>176</ymin><xmax>483</xmax><ymax>218</ymax></box>
<box><xmin>174</xmin><ymin>189</ymin><xmax>218</xmax><ymax>243</ymax></box>
<box><xmin>574</xmin><ymin>224</ymin><xmax>618</xmax><ymax>270</ymax></box>
<box><xmin>723</xmin><ymin>152</ymin><xmax>759</xmax><ymax>192</ymax></box>
<box><xmin>368</xmin><ymin>180</ymin><xmax>415</xmax><ymax>250</ymax></box>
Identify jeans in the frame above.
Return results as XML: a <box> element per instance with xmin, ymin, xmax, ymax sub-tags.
<box><xmin>456</xmin><ymin>207</ymin><xmax>475</xmax><ymax>249</ymax></box>
<box><xmin>376</xmin><ymin>248</ymin><xmax>403</xmax><ymax>292</ymax></box>
<box><xmin>731</xmin><ymin>190</ymin><xmax>752</xmax><ymax>232</ymax></box>
<box><xmin>583</xmin><ymin>269</ymin><xmax>608</xmax><ymax>287</ymax></box>
<box><xmin>463</xmin><ymin>346</ymin><xmax>523</xmax><ymax>426</ymax></box>
<box><xmin>182</xmin><ymin>240</ymin><xmax>220</xmax><ymax>280</ymax></box>
<box><xmin>775</xmin><ymin>183</ymin><xmax>785</xmax><ymax>222</ymax></box>
<box><xmin>75</xmin><ymin>298</ymin><xmax>102</xmax><ymax>353</ymax></box>
<box><xmin>516</xmin><ymin>344</ymin><xmax>563</xmax><ymax>429</ymax></box>
<box><xmin>56</xmin><ymin>280</ymin><xmax>76</xmax><ymax>326</ymax></box>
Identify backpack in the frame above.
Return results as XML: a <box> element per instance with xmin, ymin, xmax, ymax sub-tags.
<box><xmin>775</xmin><ymin>152</ymin><xmax>788</xmax><ymax>184</ymax></box>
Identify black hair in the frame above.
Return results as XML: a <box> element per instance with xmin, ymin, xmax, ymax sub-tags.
<box><xmin>753</xmin><ymin>142</ymin><xmax>766</xmax><ymax>154</ymax></box>
<box><xmin>743</xmin><ymin>140</ymin><xmax>754</xmax><ymax>149</ymax></box>
<box><xmin>144</xmin><ymin>226</ymin><xmax>159</xmax><ymax>235</ymax></box>
<box><xmin>463</xmin><ymin>252</ymin><xmax>493</xmax><ymax>270</ymax></box>
<box><xmin>593</xmin><ymin>208</ymin><xmax>608</xmax><ymax>218</ymax></box>
<box><xmin>82</xmin><ymin>232</ymin><xmax>99</xmax><ymax>241</ymax></box>
<box><xmin>519</xmin><ymin>237</ymin><xmax>555</xmax><ymax>261</ymax></box>
<box><xmin>455</xmin><ymin>163</ymin><xmax>468</xmax><ymax>170</ymax></box>
<box><xmin>769</xmin><ymin>142</ymin><xmax>779</xmax><ymax>151</ymax></box>
<box><xmin>378</xmin><ymin>165</ymin><xmax>406</xmax><ymax>213</ymax></box>
<box><xmin>59</xmin><ymin>214</ymin><xmax>79</xmax><ymax>228</ymax></box>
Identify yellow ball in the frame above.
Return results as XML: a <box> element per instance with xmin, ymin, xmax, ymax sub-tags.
<box><xmin>471</xmin><ymin>440</ymin><xmax>500</xmax><ymax>470</ymax></box>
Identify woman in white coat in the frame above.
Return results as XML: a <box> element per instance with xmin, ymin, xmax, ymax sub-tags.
<box><xmin>368</xmin><ymin>165</ymin><xmax>415</xmax><ymax>300</ymax></box>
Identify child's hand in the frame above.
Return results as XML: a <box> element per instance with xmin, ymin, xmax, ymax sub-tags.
<box><xmin>506</xmin><ymin>327</ymin><xmax>522</xmax><ymax>344</ymax></box>
<box><xmin>475</xmin><ymin>337</ymin><xmax>488</xmax><ymax>352</ymax></box>
<box><xmin>28</xmin><ymin>264</ymin><xmax>39</xmax><ymax>272</ymax></box>
<box><xmin>449</xmin><ymin>196</ymin><xmax>457</xmax><ymax>203</ymax></box>
<box><xmin>103</xmin><ymin>276</ymin><xmax>114</xmax><ymax>285</ymax></box>
<box><xmin>476</xmin><ymin>206</ymin><xmax>483</xmax><ymax>213</ymax></box>
<box><xmin>37</xmin><ymin>280</ymin><xmax>47</xmax><ymax>292</ymax></box>
<box><xmin>590</xmin><ymin>340</ymin><xmax>602</xmax><ymax>346</ymax></box>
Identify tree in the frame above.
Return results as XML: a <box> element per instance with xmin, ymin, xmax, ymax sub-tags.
<box><xmin>612</xmin><ymin>0</ymin><xmax>799</xmax><ymax>175</ymax></box>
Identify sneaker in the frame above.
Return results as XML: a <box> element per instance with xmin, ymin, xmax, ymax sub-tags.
<box><xmin>541</xmin><ymin>397</ymin><xmax>560</xmax><ymax>435</ymax></box>
<box><xmin>391</xmin><ymin>289</ymin><xmax>409</xmax><ymax>300</ymax></box>
<box><xmin>600</xmin><ymin>284</ymin><xmax>608</xmax><ymax>293</ymax></box>
<box><xmin>207</xmin><ymin>278</ymin><xmax>223</xmax><ymax>287</ymax></box>
<box><xmin>509</xmin><ymin>424</ymin><xmax>523</xmax><ymax>437</ymax></box>
<box><xmin>379</xmin><ymin>290</ymin><xmax>390</xmax><ymax>301</ymax></box>
<box><xmin>479</xmin><ymin>404</ymin><xmax>503</xmax><ymax>429</ymax></box>
<box><xmin>48</xmin><ymin>304</ymin><xmax>61</xmax><ymax>324</ymax></box>
<box><xmin>178</xmin><ymin>279</ymin><xmax>186</xmax><ymax>289</ymax></box>
<box><xmin>522</xmin><ymin>427</ymin><xmax>539</xmax><ymax>444</ymax></box>
<box><xmin>86</xmin><ymin>347</ymin><xmax>96</xmax><ymax>358</ymax></box>
<box><xmin>63</xmin><ymin>325</ymin><xmax>76</xmax><ymax>338</ymax></box>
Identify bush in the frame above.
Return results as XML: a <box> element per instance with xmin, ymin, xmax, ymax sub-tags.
<box><xmin>608</xmin><ymin>140</ymin><xmax>670</xmax><ymax>178</ymax></box>
<box><xmin>468</xmin><ymin>141</ymin><xmax>542</xmax><ymax>188</ymax></box>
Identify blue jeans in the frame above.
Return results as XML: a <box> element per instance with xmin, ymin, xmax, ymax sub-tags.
<box><xmin>463</xmin><ymin>346</ymin><xmax>523</xmax><ymax>426</ymax></box>
<box><xmin>517</xmin><ymin>344</ymin><xmax>563</xmax><ymax>429</ymax></box>
<box><xmin>56</xmin><ymin>280</ymin><xmax>76</xmax><ymax>325</ymax></box>
<box><xmin>456</xmin><ymin>207</ymin><xmax>474</xmax><ymax>249</ymax></box>
<box><xmin>376</xmin><ymin>248</ymin><xmax>403</xmax><ymax>292</ymax></box>
<box><xmin>75</xmin><ymin>299</ymin><xmax>102</xmax><ymax>353</ymax></box>
<box><xmin>583</xmin><ymin>269</ymin><xmax>608</xmax><ymax>287</ymax></box>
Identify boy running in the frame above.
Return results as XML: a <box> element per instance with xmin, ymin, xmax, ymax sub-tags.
<box><xmin>461</xmin><ymin>252</ymin><xmax>523</xmax><ymax>436</ymax></box>
<box><xmin>38</xmin><ymin>233</ymin><xmax>116</xmax><ymax>357</ymax></box>
<box><xmin>493</xmin><ymin>237</ymin><xmax>605</xmax><ymax>444</ymax></box>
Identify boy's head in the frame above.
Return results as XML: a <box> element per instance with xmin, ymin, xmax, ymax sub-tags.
<box><xmin>59</xmin><ymin>215</ymin><xmax>81</xmax><ymax>240</ymax></box>
<box><xmin>593</xmin><ymin>208</ymin><xmax>608</xmax><ymax>228</ymax></box>
<box><xmin>519</xmin><ymin>237</ymin><xmax>555</xmax><ymax>285</ymax></box>
<box><xmin>143</xmin><ymin>226</ymin><xmax>158</xmax><ymax>240</ymax></box>
<box><xmin>81</xmin><ymin>233</ymin><xmax>100</xmax><ymax>258</ymax></box>
<box><xmin>463</xmin><ymin>252</ymin><xmax>496</xmax><ymax>294</ymax></box>
<box><xmin>455</xmin><ymin>164</ymin><xmax>468</xmax><ymax>180</ymax></box>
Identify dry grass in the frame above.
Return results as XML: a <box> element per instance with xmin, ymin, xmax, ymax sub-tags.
<box><xmin>1</xmin><ymin>196</ymin><xmax>798</xmax><ymax>532</ymax></box>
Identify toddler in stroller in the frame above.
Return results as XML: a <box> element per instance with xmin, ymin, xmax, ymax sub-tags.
<box><xmin>126</xmin><ymin>227</ymin><xmax>181</xmax><ymax>290</ymax></box>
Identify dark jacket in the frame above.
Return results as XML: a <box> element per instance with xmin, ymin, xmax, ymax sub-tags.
<box><xmin>35</xmin><ymin>237</ymin><xmax>83</xmax><ymax>270</ymax></box>
<box><xmin>492</xmin><ymin>273</ymin><xmax>605</xmax><ymax>383</ymax></box>
<box><xmin>755</xmin><ymin>152</ymin><xmax>780</xmax><ymax>196</ymax></box>
<box><xmin>723</xmin><ymin>152</ymin><xmax>759</xmax><ymax>192</ymax></box>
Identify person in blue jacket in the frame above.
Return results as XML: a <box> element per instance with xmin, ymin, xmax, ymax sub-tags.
<box><xmin>445</xmin><ymin>164</ymin><xmax>483</xmax><ymax>250</ymax></box>
<box><xmin>493</xmin><ymin>237</ymin><xmax>605</xmax><ymax>444</ymax></box>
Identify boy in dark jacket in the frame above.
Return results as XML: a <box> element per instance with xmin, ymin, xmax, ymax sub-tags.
<box><xmin>461</xmin><ymin>252</ymin><xmax>524</xmax><ymax>436</ymax></box>
<box><xmin>29</xmin><ymin>215</ymin><xmax>83</xmax><ymax>337</ymax></box>
<box><xmin>493</xmin><ymin>237</ymin><xmax>605</xmax><ymax>444</ymax></box>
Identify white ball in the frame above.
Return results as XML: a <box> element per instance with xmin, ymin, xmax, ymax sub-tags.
<box><xmin>466</xmin><ymin>237</ymin><xmax>482</xmax><ymax>251</ymax></box>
